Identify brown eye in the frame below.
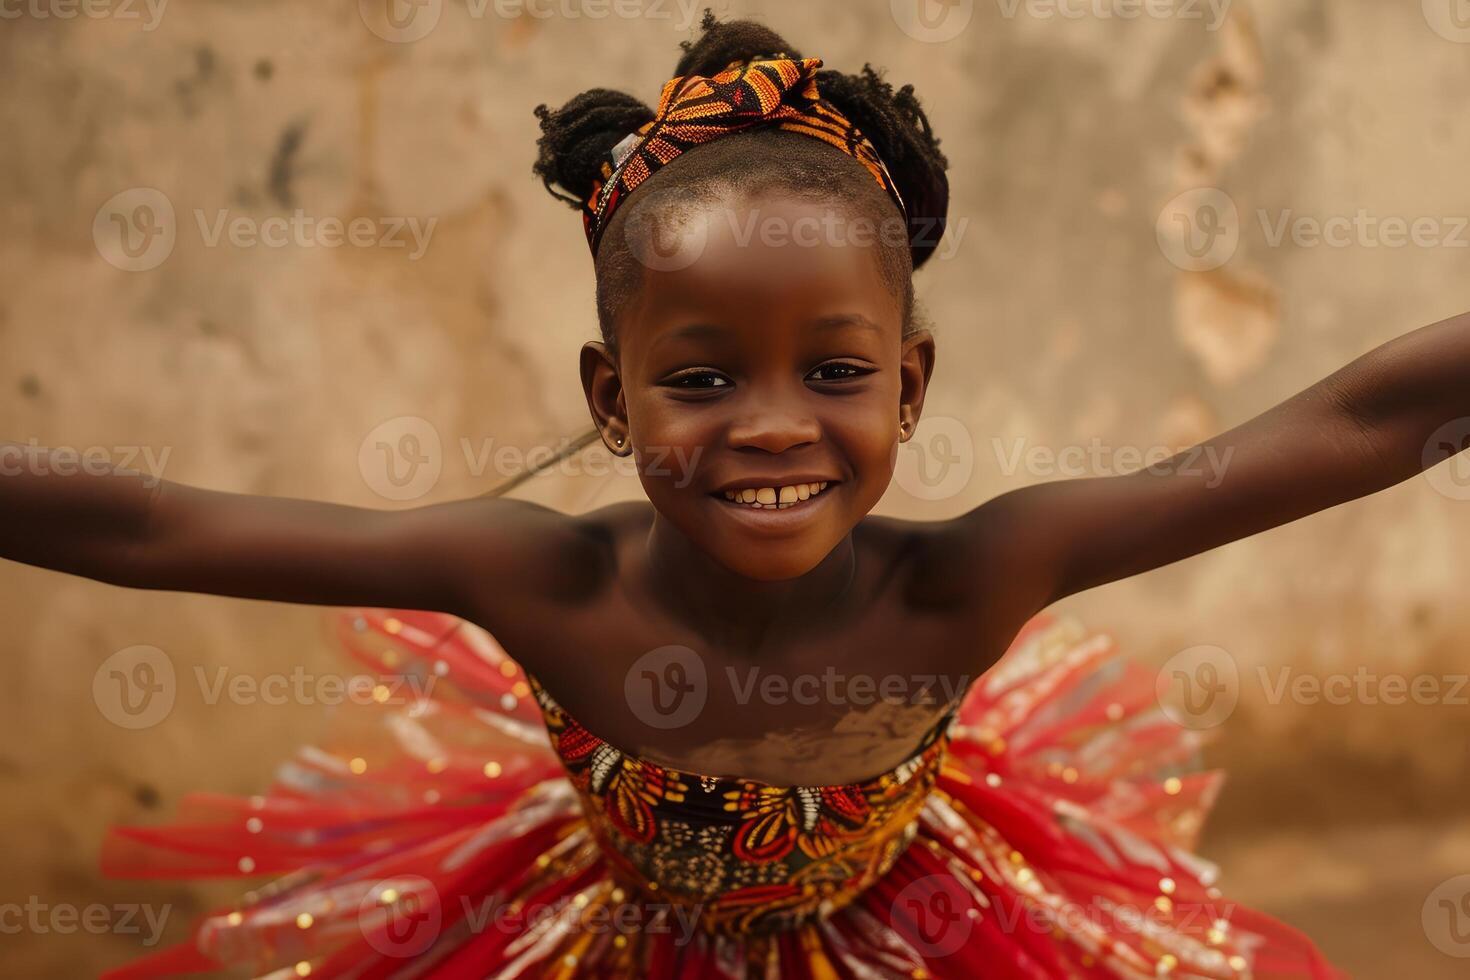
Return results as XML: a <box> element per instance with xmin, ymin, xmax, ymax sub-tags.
<box><xmin>665</xmin><ymin>370</ymin><xmax>730</xmax><ymax>389</ymax></box>
<box><xmin>807</xmin><ymin>362</ymin><xmax>870</xmax><ymax>383</ymax></box>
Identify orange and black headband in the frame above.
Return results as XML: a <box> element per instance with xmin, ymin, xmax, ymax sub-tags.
<box><xmin>582</xmin><ymin>55</ymin><xmax>945</xmax><ymax>268</ymax></box>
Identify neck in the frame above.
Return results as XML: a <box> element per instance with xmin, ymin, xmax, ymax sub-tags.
<box><xmin>643</xmin><ymin>512</ymin><xmax>857</xmax><ymax>651</ymax></box>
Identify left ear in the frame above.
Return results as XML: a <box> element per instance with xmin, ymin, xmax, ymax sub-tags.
<box><xmin>897</xmin><ymin>328</ymin><xmax>936</xmax><ymax>441</ymax></box>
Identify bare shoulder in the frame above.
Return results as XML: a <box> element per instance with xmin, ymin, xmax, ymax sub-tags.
<box><xmin>566</xmin><ymin>499</ymin><xmax>655</xmax><ymax>544</ymax></box>
<box><xmin>858</xmin><ymin>494</ymin><xmax>1042</xmax><ymax>618</ymax></box>
<box><xmin>561</xmin><ymin>498</ymin><xmax>655</xmax><ymax>579</ymax></box>
<box><xmin>449</xmin><ymin>495</ymin><xmax>624</xmax><ymax>607</ymax></box>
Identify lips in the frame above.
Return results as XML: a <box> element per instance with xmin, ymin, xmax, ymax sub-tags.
<box><xmin>713</xmin><ymin>480</ymin><xmax>834</xmax><ymax>510</ymax></box>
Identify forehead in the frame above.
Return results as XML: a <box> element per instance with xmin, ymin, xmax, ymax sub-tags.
<box><xmin>616</xmin><ymin>193</ymin><xmax>902</xmax><ymax>347</ymax></box>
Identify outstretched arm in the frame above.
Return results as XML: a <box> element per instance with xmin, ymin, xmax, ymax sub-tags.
<box><xmin>953</xmin><ymin>310</ymin><xmax>1470</xmax><ymax>621</ymax></box>
<box><xmin>0</xmin><ymin>446</ymin><xmax>583</xmax><ymax>627</ymax></box>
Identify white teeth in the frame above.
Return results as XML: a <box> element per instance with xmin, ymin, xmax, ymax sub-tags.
<box><xmin>721</xmin><ymin>482</ymin><xmax>832</xmax><ymax>509</ymax></box>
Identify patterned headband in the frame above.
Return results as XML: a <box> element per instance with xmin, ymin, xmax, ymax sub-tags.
<box><xmin>581</xmin><ymin>55</ymin><xmax>915</xmax><ymax>263</ymax></box>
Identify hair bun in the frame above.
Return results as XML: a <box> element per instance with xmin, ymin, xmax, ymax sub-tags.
<box><xmin>533</xmin><ymin>90</ymin><xmax>655</xmax><ymax>211</ymax></box>
<box><xmin>532</xmin><ymin>12</ymin><xmax>950</xmax><ymax>267</ymax></box>
<box><xmin>816</xmin><ymin>64</ymin><xmax>950</xmax><ymax>268</ymax></box>
<box><xmin>677</xmin><ymin>13</ymin><xmax>950</xmax><ymax>268</ymax></box>
<box><xmin>674</xmin><ymin>11</ymin><xmax>802</xmax><ymax>77</ymax></box>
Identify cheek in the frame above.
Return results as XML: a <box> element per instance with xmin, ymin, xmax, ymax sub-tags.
<box><xmin>629</xmin><ymin>407</ymin><xmax>714</xmax><ymax>490</ymax></box>
<box><xmin>828</xmin><ymin>405</ymin><xmax>900</xmax><ymax>472</ymax></box>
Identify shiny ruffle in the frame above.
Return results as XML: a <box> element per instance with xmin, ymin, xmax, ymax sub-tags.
<box><xmin>100</xmin><ymin>610</ymin><xmax>1343</xmax><ymax>978</ymax></box>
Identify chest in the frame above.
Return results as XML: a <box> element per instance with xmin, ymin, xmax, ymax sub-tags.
<box><xmin>502</xmin><ymin>585</ymin><xmax>981</xmax><ymax>786</ymax></box>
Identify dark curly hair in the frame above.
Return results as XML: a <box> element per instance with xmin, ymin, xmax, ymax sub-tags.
<box><xmin>531</xmin><ymin>12</ymin><xmax>950</xmax><ymax>349</ymax></box>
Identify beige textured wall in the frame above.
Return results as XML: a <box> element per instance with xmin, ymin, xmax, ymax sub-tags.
<box><xmin>3</xmin><ymin>1</ymin><xmax>1470</xmax><ymax>974</ymax></box>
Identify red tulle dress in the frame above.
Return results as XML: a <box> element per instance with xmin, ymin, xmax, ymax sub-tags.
<box><xmin>101</xmin><ymin>609</ymin><xmax>1343</xmax><ymax>978</ymax></box>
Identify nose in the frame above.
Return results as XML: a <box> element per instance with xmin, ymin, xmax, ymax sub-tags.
<box><xmin>725</xmin><ymin>388</ymin><xmax>821</xmax><ymax>455</ymax></box>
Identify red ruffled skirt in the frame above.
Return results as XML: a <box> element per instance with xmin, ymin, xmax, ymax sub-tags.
<box><xmin>101</xmin><ymin>610</ymin><xmax>1344</xmax><ymax>978</ymax></box>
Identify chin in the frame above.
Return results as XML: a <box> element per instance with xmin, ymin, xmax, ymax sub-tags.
<box><xmin>709</xmin><ymin>537</ymin><xmax>833</xmax><ymax>581</ymax></box>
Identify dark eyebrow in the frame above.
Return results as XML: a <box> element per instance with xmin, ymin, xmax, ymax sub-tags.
<box><xmin>809</xmin><ymin>313</ymin><xmax>882</xmax><ymax>333</ymax></box>
<box><xmin>654</xmin><ymin>314</ymin><xmax>881</xmax><ymax>350</ymax></box>
<box><xmin>662</xmin><ymin>323</ymin><xmax>727</xmax><ymax>343</ymax></box>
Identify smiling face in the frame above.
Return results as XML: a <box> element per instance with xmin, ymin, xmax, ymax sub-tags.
<box><xmin>581</xmin><ymin>190</ymin><xmax>935</xmax><ymax>581</ymax></box>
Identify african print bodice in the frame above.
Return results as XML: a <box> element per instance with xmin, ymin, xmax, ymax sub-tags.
<box><xmin>524</xmin><ymin>672</ymin><xmax>956</xmax><ymax>936</ymax></box>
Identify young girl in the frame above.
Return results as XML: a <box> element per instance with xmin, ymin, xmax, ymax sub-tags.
<box><xmin>7</xmin><ymin>13</ymin><xmax>1462</xmax><ymax>978</ymax></box>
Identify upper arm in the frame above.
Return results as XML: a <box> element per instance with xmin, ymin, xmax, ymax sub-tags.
<box><xmin>118</xmin><ymin>483</ymin><xmax>588</xmax><ymax>628</ymax></box>
<box><xmin>949</xmin><ymin>374</ymin><xmax>1403</xmax><ymax>615</ymax></box>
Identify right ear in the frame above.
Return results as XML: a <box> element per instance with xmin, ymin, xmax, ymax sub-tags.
<box><xmin>580</xmin><ymin>341</ymin><xmax>630</xmax><ymax>455</ymax></box>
